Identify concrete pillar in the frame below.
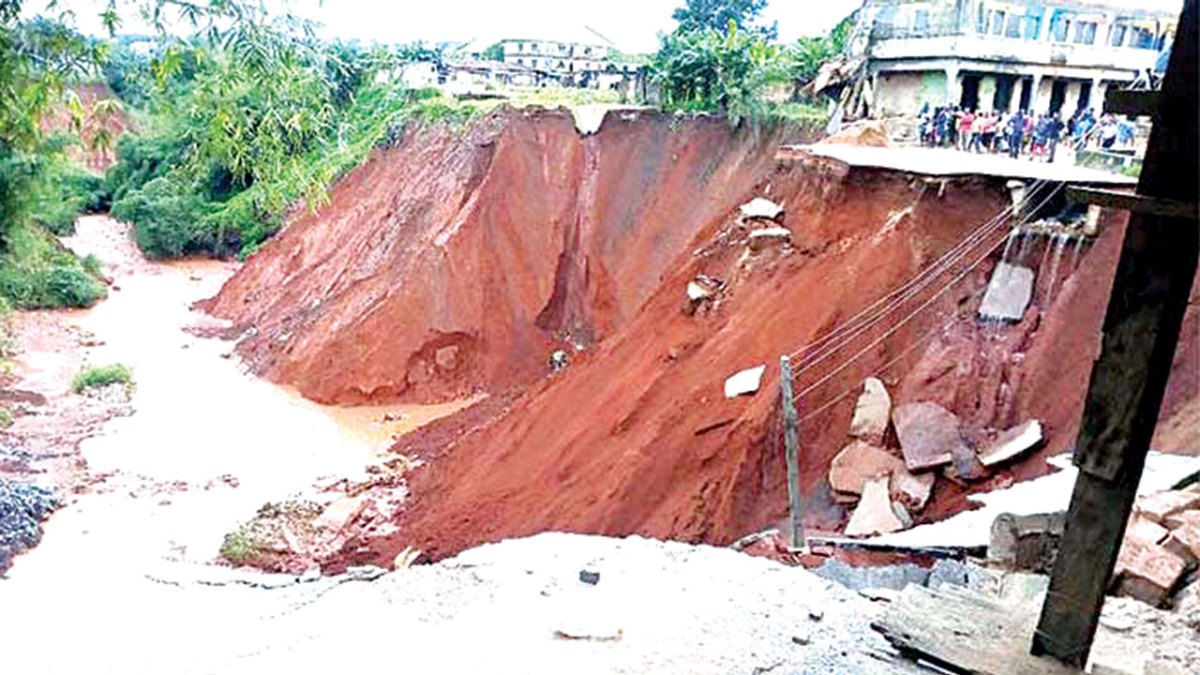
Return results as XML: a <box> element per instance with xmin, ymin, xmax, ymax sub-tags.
<box><xmin>945</xmin><ymin>65</ymin><xmax>962</xmax><ymax>106</ymax></box>
<box><xmin>979</xmin><ymin>75</ymin><xmax>997</xmax><ymax>112</ymax></box>
<box><xmin>1063</xmin><ymin>81</ymin><xmax>1082</xmax><ymax>119</ymax></box>
<box><xmin>1029</xmin><ymin>74</ymin><xmax>1043</xmax><ymax>113</ymax></box>
<box><xmin>1090</xmin><ymin>78</ymin><xmax>1103</xmax><ymax>115</ymax></box>
<box><xmin>1041</xmin><ymin>7</ymin><xmax>1055</xmax><ymax>42</ymax></box>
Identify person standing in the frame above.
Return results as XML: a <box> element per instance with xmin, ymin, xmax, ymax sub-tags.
<box><xmin>958</xmin><ymin>108</ymin><xmax>976</xmax><ymax>151</ymax></box>
<box><xmin>1007</xmin><ymin>110</ymin><xmax>1026</xmax><ymax>158</ymax></box>
<box><xmin>969</xmin><ymin>111</ymin><xmax>986</xmax><ymax>153</ymax></box>
<box><xmin>1047</xmin><ymin>112</ymin><xmax>1064</xmax><ymax>163</ymax></box>
<box><xmin>1100</xmin><ymin>115</ymin><xmax>1119</xmax><ymax>149</ymax></box>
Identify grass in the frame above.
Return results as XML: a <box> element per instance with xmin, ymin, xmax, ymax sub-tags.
<box><xmin>0</xmin><ymin>408</ymin><xmax>12</xmax><ymax>429</ymax></box>
<box><xmin>70</xmin><ymin>363</ymin><xmax>134</xmax><ymax>394</ymax></box>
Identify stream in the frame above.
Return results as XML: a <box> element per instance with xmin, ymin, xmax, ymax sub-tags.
<box><xmin>0</xmin><ymin>216</ymin><xmax>468</xmax><ymax>672</ymax></box>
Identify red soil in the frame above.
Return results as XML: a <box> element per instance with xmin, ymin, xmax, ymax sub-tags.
<box><xmin>207</xmin><ymin>110</ymin><xmax>1199</xmax><ymax>569</ymax></box>
<box><xmin>206</xmin><ymin>109</ymin><xmax>809</xmax><ymax>404</ymax></box>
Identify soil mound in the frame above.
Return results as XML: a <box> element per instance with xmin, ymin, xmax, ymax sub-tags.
<box><xmin>206</xmin><ymin>109</ymin><xmax>811</xmax><ymax>404</ymax></box>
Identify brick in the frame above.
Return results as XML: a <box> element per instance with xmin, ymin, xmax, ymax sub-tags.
<box><xmin>1113</xmin><ymin>540</ymin><xmax>1187</xmax><ymax>608</ymax></box>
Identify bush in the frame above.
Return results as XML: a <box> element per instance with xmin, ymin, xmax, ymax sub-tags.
<box><xmin>70</xmin><ymin>363</ymin><xmax>134</xmax><ymax>394</ymax></box>
<box><xmin>0</xmin><ymin>220</ymin><xmax>105</xmax><ymax>309</ymax></box>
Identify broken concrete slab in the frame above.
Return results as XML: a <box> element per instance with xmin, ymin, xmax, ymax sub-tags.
<box><xmin>1124</xmin><ymin>514</ymin><xmax>1171</xmax><ymax>548</ymax></box>
<box><xmin>828</xmin><ymin>440</ymin><xmax>904</xmax><ymax>496</ymax></box>
<box><xmin>724</xmin><ymin>365</ymin><xmax>766</xmax><ymax>398</ymax></box>
<box><xmin>978</xmin><ymin>262</ymin><xmax>1035</xmax><ymax>323</ymax></box>
<box><xmin>739</xmin><ymin>197</ymin><xmax>783</xmax><ymax>221</ymax></box>
<box><xmin>979</xmin><ymin>420</ymin><xmax>1044</xmax><ymax>468</ymax></box>
<box><xmin>1114</xmin><ymin>541</ymin><xmax>1188</xmax><ymax>607</ymax></box>
<box><xmin>988</xmin><ymin>512</ymin><xmax>1066</xmax><ymax>573</ymax></box>
<box><xmin>845</xmin><ymin>476</ymin><xmax>906</xmax><ymax>537</ymax></box>
<box><xmin>889</xmin><ymin>468</ymin><xmax>935</xmax><ymax>513</ymax></box>
<box><xmin>927</xmin><ymin>559</ymin><xmax>996</xmax><ymax>593</ymax></box>
<box><xmin>1136</xmin><ymin>490</ymin><xmax>1200</xmax><ymax>525</ymax></box>
<box><xmin>949</xmin><ymin>444</ymin><xmax>988</xmax><ymax>482</ymax></box>
<box><xmin>848</xmin><ymin>377</ymin><xmax>891</xmax><ymax>445</ymax></box>
<box><xmin>1165</xmin><ymin>509</ymin><xmax>1200</xmax><ymax>531</ymax></box>
<box><xmin>1163</xmin><ymin>525</ymin><xmax>1200</xmax><ymax>565</ymax></box>
<box><xmin>812</xmin><ymin>557</ymin><xmax>930</xmax><ymax>592</ymax></box>
<box><xmin>686</xmin><ymin>281</ymin><xmax>713</xmax><ymax>302</ymax></box>
<box><xmin>892</xmin><ymin>402</ymin><xmax>971</xmax><ymax>472</ymax></box>
<box><xmin>747</xmin><ymin>226</ymin><xmax>792</xmax><ymax>251</ymax></box>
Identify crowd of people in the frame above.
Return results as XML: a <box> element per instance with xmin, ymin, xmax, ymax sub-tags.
<box><xmin>917</xmin><ymin>104</ymin><xmax>1137</xmax><ymax>163</ymax></box>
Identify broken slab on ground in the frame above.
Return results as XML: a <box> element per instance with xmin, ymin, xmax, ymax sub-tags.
<box><xmin>979</xmin><ymin>420</ymin><xmax>1044</xmax><ymax>468</ymax></box>
<box><xmin>892</xmin><ymin>402</ymin><xmax>971</xmax><ymax>472</ymax></box>
<box><xmin>845</xmin><ymin>476</ymin><xmax>906</xmax><ymax>537</ymax></box>
<box><xmin>828</xmin><ymin>440</ymin><xmax>904</xmax><ymax>496</ymax></box>
<box><xmin>978</xmin><ymin>262</ymin><xmax>1035</xmax><ymax>323</ymax></box>
<box><xmin>738</xmin><ymin>197</ymin><xmax>783</xmax><ymax>221</ymax></box>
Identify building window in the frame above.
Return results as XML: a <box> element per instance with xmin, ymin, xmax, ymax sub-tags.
<box><xmin>1005</xmin><ymin>15</ymin><xmax>1022</xmax><ymax>38</ymax></box>
<box><xmin>1051</xmin><ymin>16</ymin><xmax>1070</xmax><ymax>42</ymax></box>
<box><xmin>1074</xmin><ymin>21</ymin><xmax>1097</xmax><ymax>45</ymax></box>
<box><xmin>913</xmin><ymin>9</ymin><xmax>930</xmax><ymax>32</ymax></box>
<box><xmin>1109</xmin><ymin>24</ymin><xmax>1126</xmax><ymax>46</ymax></box>
<box><xmin>990</xmin><ymin>10</ymin><xmax>1006</xmax><ymax>36</ymax></box>
<box><xmin>1131</xmin><ymin>26</ymin><xmax>1156</xmax><ymax>49</ymax></box>
<box><xmin>1024</xmin><ymin>17</ymin><xmax>1040</xmax><ymax>40</ymax></box>
<box><xmin>976</xmin><ymin>4</ymin><xmax>987</xmax><ymax>33</ymax></box>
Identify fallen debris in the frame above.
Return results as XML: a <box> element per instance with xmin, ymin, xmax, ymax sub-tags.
<box><xmin>892</xmin><ymin>402</ymin><xmax>971</xmax><ymax>472</ymax></box>
<box><xmin>889</xmin><ymin>469</ymin><xmax>935</xmax><ymax>513</ymax></box>
<box><xmin>828</xmin><ymin>440</ymin><xmax>905</xmax><ymax>496</ymax></box>
<box><xmin>747</xmin><ymin>226</ymin><xmax>793</xmax><ymax>251</ymax></box>
<box><xmin>724</xmin><ymin>365</ymin><xmax>766</xmax><ymax>399</ymax></box>
<box><xmin>0</xmin><ymin>479</ymin><xmax>58</xmax><ymax>573</ymax></box>
<box><xmin>739</xmin><ymin>197</ymin><xmax>784</xmax><ymax>221</ymax></box>
<box><xmin>1136</xmin><ymin>489</ymin><xmax>1200</xmax><ymax>525</ymax></box>
<box><xmin>848</xmin><ymin>377</ymin><xmax>891</xmax><ymax>446</ymax></box>
<box><xmin>978</xmin><ymin>262</ymin><xmax>1035</xmax><ymax>323</ymax></box>
<box><xmin>979</xmin><ymin>420</ymin><xmax>1044</xmax><ymax>468</ymax></box>
<box><xmin>846</xmin><ymin>476</ymin><xmax>906</xmax><ymax>537</ymax></box>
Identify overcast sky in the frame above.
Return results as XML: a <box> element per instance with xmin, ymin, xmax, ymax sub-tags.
<box><xmin>36</xmin><ymin>0</ymin><xmax>867</xmax><ymax>52</ymax></box>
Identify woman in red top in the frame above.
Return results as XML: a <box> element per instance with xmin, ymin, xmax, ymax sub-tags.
<box><xmin>957</xmin><ymin>110</ymin><xmax>976</xmax><ymax>151</ymax></box>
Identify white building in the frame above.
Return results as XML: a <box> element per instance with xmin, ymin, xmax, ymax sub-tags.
<box><xmin>498</xmin><ymin>36</ymin><xmax>642</xmax><ymax>89</ymax></box>
<box><xmin>851</xmin><ymin>0</ymin><xmax>1180</xmax><ymax>117</ymax></box>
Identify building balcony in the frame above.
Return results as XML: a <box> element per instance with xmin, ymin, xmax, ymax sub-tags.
<box><xmin>869</xmin><ymin>30</ymin><xmax>1162</xmax><ymax>74</ymax></box>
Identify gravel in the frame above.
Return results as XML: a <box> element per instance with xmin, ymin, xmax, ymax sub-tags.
<box><xmin>0</xmin><ymin>479</ymin><xmax>57</xmax><ymax>573</ymax></box>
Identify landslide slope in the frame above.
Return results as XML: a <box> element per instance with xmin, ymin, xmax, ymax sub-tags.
<box><xmin>206</xmin><ymin>109</ymin><xmax>803</xmax><ymax>404</ymax></box>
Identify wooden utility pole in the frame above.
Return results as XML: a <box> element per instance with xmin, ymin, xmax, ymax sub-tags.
<box><xmin>779</xmin><ymin>355</ymin><xmax>805</xmax><ymax>549</ymax></box>
<box><xmin>1031</xmin><ymin>0</ymin><xmax>1199</xmax><ymax>666</ymax></box>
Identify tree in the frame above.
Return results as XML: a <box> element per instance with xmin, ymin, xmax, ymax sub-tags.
<box><xmin>671</xmin><ymin>0</ymin><xmax>777</xmax><ymax>39</ymax></box>
<box><xmin>790</xmin><ymin>11</ymin><xmax>856</xmax><ymax>85</ymax></box>
<box><xmin>481</xmin><ymin>42</ymin><xmax>504</xmax><ymax>62</ymax></box>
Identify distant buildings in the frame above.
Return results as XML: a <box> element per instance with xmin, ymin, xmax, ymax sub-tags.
<box><xmin>498</xmin><ymin>38</ymin><xmax>642</xmax><ymax>89</ymax></box>
<box><xmin>848</xmin><ymin>0</ymin><xmax>1180</xmax><ymax>117</ymax></box>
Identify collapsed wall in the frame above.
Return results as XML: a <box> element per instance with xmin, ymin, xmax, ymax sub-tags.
<box><xmin>205</xmin><ymin>109</ymin><xmax>807</xmax><ymax>404</ymax></box>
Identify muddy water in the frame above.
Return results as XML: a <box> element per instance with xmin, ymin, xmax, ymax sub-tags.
<box><xmin>0</xmin><ymin>217</ymin><xmax>468</xmax><ymax>638</ymax></box>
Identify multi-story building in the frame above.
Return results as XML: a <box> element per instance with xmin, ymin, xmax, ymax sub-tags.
<box><xmin>849</xmin><ymin>0</ymin><xmax>1179</xmax><ymax>118</ymax></box>
<box><xmin>498</xmin><ymin>38</ymin><xmax>641</xmax><ymax>88</ymax></box>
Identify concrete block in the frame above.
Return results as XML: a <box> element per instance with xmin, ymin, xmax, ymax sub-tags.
<box><xmin>739</xmin><ymin>197</ymin><xmax>783</xmax><ymax>221</ymax></box>
<box><xmin>978</xmin><ymin>420</ymin><xmax>1043</xmax><ymax>467</ymax></box>
<box><xmin>724</xmin><ymin>365</ymin><xmax>765</xmax><ymax>398</ymax></box>
<box><xmin>892</xmin><ymin>402</ymin><xmax>970</xmax><ymax>471</ymax></box>
<box><xmin>845</xmin><ymin>476</ymin><xmax>906</xmax><ymax>537</ymax></box>
<box><xmin>848</xmin><ymin>377</ymin><xmax>891</xmax><ymax>445</ymax></box>
<box><xmin>978</xmin><ymin>262</ymin><xmax>1035</xmax><ymax>323</ymax></box>
<box><xmin>1114</xmin><ymin>540</ymin><xmax>1187</xmax><ymax>607</ymax></box>
<box><xmin>1163</xmin><ymin>524</ymin><xmax>1200</xmax><ymax>565</ymax></box>
<box><xmin>1136</xmin><ymin>490</ymin><xmax>1200</xmax><ymax>525</ymax></box>
<box><xmin>1165</xmin><ymin>509</ymin><xmax>1200</xmax><ymax>531</ymax></box>
<box><xmin>890</xmin><ymin>467</ymin><xmax>935</xmax><ymax>512</ymax></box>
<box><xmin>828</xmin><ymin>440</ymin><xmax>903</xmax><ymax>496</ymax></box>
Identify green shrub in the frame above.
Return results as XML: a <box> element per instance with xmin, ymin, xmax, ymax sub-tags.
<box><xmin>0</xmin><ymin>220</ymin><xmax>105</xmax><ymax>309</ymax></box>
<box><xmin>0</xmin><ymin>407</ymin><xmax>12</xmax><ymax>429</ymax></box>
<box><xmin>70</xmin><ymin>363</ymin><xmax>134</xmax><ymax>394</ymax></box>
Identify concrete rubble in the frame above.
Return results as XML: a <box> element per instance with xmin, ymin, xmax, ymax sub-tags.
<box><xmin>746</xmin><ymin>226</ymin><xmax>793</xmax><ymax>251</ymax></box>
<box><xmin>738</xmin><ymin>197</ymin><xmax>784</xmax><ymax>221</ymax></box>
<box><xmin>978</xmin><ymin>420</ymin><xmax>1044</xmax><ymax>467</ymax></box>
<box><xmin>828</xmin><ymin>440</ymin><xmax>904</xmax><ymax>497</ymax></box>
<box><xmin>0</xmin><ymin>479</ymin><xmax>57</xmax><ymax>573</ymax></box>
<box><xmin>845</xmin><ymin>476</ymin><xmax>906</xmax><ymax>537</ymax></box>
<box><xmin>892</xmin><ymin>402</ymin><xmax>970</xmax><ymax>472</ymax></box>
<box><xmin>724</xmin><ymin>365</ymin><xmax>765</xmax><ymax>398</ymax></box>
<box><xmin>978</xmin><ymin>262</ymin><xmax>1035</xmax><ymax>323</ymax></box>
<box><xmin>848</xmin><ymin>377</ymin><xmax>891</xmax><ymax>446</ymax></box>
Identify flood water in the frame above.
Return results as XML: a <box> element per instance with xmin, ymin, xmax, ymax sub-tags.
<box><xmin>0</xmin><ymin>217</ymin><xmax>470</xmax><ymax>666</ymax></box>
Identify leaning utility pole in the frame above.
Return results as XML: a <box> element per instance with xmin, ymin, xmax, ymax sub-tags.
<box><xmin>1031</xmin><ymin>0</ymin><xmax>1199</xmax><ymax>666</ymax></box>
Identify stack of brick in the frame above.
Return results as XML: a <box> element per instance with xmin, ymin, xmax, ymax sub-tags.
<box><xmin>1112</xmin><ymin>485</ymin><xmax>1200</xmax><ymax>608</ymax></box>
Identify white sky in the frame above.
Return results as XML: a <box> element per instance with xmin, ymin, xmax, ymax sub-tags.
<box><xmin>34</xmin><ymin>0</ymin><xmax>868</xmax><ymax>53</ymax></box>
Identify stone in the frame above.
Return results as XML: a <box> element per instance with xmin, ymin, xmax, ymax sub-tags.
<box><xmin>739</xmin><ymin>197</ymin><xmax>784</xmax><ymax>221</ymax></box>
<box><xmin>1136</xmin><ymin>490</ymin><xmax>1200</xmax><ymax>525</ymax></box>
<box><xmin>747</xmin><ymin>226</ymin><xmax>793</xmax><ymax>251</ymax></box>
<box><xmin>314</xmin><ymin>496</ymin><xmax>367</xmax><ymax>534</ymax></box>
<box><xmin>949</xmin><ymin>443</ymin><xmax>988</xmax><ymax>481</ymax></box>
<box><xmin>812</xmin><ymin>558</ymin><xmax>930</xmax><ymax>592</ymax></box>
<box><xmin>828</xmin><ymin>440</ymin><xmax>904</xmax><ymax>496</ymax></box>
<box><xmin>889</xmin><ymin>468</ymin><xmax>935</xmax><ymax>512</ymax></box>
<box><xmin>891</xmin><ymin>501</ymin><xmax>913</xmax><ymax>529</ymax></box>
<box><xmin>845</xmin><ymin>476</ymin><xmax>906</xmax><ymax>537</ymax></box>
<box><xmin>989</xmin><ymin>512</ymin><xmax>1065</xmax><ymax>573</ymax></box>
<box><xmin>891</xmin><ymin>402</ymin><xmax>971</xmax><ymax>472</ymax></box>
<box><xmin>724</xmin><ymin>365</ymin><xmax>766</xmax><ymax>398</ymax></box>
<box><xmin>1123</xmin><ymin>514</ymin><xmax>1170</xmax><ymax>549</ymax></box>
<box><xmin>1165</xmin><ymin>509</ymin><xmax>1200</xmax><ymax>531</ymax></box>
<box><xmin>579</xmin><ymin>570</ymin><xmax>601</xmax><ymax>585</ymax></box>
<box><xmin>1163</xmin><ymin>525</ymin><xmax>1200</xmax><ymax>565</ymax></box>
<box><xmin>978</xmin><ymin>420</ymin><xmax>1043</xmax><ymax>467</ymax></box>
<box><xmin>434</xmin><ymin>345</ymin><xmax>459</xmax><ymax>371</ymax></box>
<box><xmin>1113</xmin><ymin>540</ymin><xmax>1187</xmax><ymax>607</ymax></box>
<box><xmin>1173</xmin><ymin>581</ymin><xmax>1200</xmax><ymax>613</ymax></box>
<box><xmin>848</xmin><ymin>377</ymin><xmax>891</xmax><ymax>445</ymax></box>
<box><xmin>926</xmin><ymin>559</ymin><xmax>996</xmax><ymax>593</ymax></box>
<box><xmin>686</xmin><ymin>281</ymin><xmax>712</xmax><ymax>302</ymax></box>
<box><xmin>978</xmin><ymin>262</ymin><xmax>1035</xmax><ymax>323</ymax></box>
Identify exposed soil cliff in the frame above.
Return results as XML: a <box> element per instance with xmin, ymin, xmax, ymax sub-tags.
<box><xmin>205</xmin><ymin>109</ymin><xmax>1198</xmax><ymax>568</ymax></box>
<box><xmin>207</xmin><ymin>109</ymin><xmax>809</xmax><ymax>404</ymax></box>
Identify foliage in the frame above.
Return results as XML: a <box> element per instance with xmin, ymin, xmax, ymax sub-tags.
<box><xmin>0</xmin><ymin>219</ymin><xmax>105</xmax><ymax>308</ymax></box>
<box><xmin>790</xmin><ymin>11</ymin><xmax>856</xmax><ymax>85</ymax></box>
<box><xmin>70</xmin><ymin>363</ymin><xmax>134</xmax><ymax>394</ymax></box>
<box><xmin>481</xmin><ymin>42</ymin><xmax>504</xmax><ymax>62</ymax></box>
<box><xmin>672</xmin><ymin>0</ymin><xmax>776</xmax><ymax>39</ymax></box>
<box><xmin>652</xmin><ymin>22</ymin><xmax>789</xmax><ymax>124</ymax></box>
